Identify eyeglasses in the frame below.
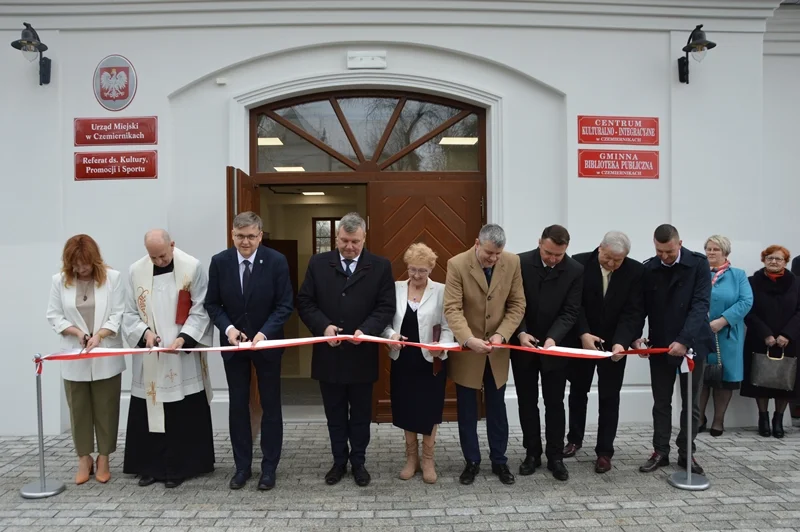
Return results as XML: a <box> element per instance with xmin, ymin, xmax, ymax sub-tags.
<box><xmin>765</xmin><ymin>256</ymin><xmax>786</xmax><ymax>263</ymax></box>
<box><xmin>234</xmin><ymin>233</ymin><xmax>261</xmax><ymax>242</ymax></box>
<box><xmin>408</xmin><ymin>268</ymin><xmax>430</xmax><ymax>276</ymax></box>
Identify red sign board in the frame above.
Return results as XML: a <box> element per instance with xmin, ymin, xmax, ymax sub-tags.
<box><xmin>74</xmin><ymin>116</ymin><xmax>157</xmax><ymax>146</ymax></box>
<box><xmin>75</xmin><ymin>151</ymin><xmax>158</xmax><ymax>180</ymax></box>
<box><xmin>578</xmin><ymin>149</ymin><xmax>659</xmax><ymax>179</ymax></box>
<box><xmin>578</xmin><ymin>116</ymin><xmax>659</xmax><ymax>145</ymax></box>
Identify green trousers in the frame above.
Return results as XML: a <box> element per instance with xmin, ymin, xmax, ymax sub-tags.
<box><xmin>63</xmin><ymin>374</ymin><xmax>122</xmax><ymax>456</ymax></box>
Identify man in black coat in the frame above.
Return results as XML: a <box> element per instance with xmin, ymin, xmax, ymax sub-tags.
<box><xmin>634</xmin><ymin>224</ymin><xmax>712</xmax><ymax>475</ymax></box>
<box><xmin>563</xmin><ymin>231</ymin><xmax>645</xmax><ymax>474</ymax></box>
<box><xmin>205</xmin><ymin>211</ymin><xmax>294</xmax><ymax>491</ymax></box>
<box><xmin>512</xmin><ymin>224</ymin><xmax>583</xmax><ymax>481</ymax></box>
<box><xmin>297</xmin><ymin>212</ymin><xmax>395</xmax><ymax>487</ymax></box>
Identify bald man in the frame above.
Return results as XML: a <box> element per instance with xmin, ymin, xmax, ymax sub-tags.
<box><xmin>121</xmin><ymin>230</ymin><xmax>215</xmax><ymax>488</ymax></box>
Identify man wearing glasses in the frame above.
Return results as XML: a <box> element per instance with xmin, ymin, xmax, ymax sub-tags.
<box><xmin>205</xmin><ymin>211</ymin><xmax>294</xmax><ymax>491</ymax></box>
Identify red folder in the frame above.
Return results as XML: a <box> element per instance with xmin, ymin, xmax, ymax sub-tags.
<box><xmin>176</xmin><ymin>289</ymin><xmax>191</xmax><ymax>325</ymax></box>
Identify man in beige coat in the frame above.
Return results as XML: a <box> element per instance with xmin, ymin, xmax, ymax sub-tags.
<box><xmin>444</xmin><ymin>223</ymin><xmax>526</xmax><ymax>485</ymax></box>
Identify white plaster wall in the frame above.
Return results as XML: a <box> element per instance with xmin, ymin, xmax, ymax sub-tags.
<box><xmin>0</xmin><ymin>7</ymin><xmax>789</xmax><ymax>434</ymax></box>
<box><xmin>0</xmin><ymin>29</ymin><xmax>66</xmax><ymax>435</ymax></box>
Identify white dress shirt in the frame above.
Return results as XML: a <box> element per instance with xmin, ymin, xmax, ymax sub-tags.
<box><xmin>224</xmin><ymin>249</ymin><xmax>259</xmax><ymax>337</ymax></box>
<box><xmin>238</xmin><ymin>248</ymin><xmax>258</xmax><ymax>289</ymax></box>
<box><xmin>340</xmin><ymin>253</ymin><xmax>359</xmax><ymax>274</ymax></box>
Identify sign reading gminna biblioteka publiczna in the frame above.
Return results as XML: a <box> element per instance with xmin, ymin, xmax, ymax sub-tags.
<box><xmin>578</xmin><ymin>149</ymin><xmax>659</xmax><ymax>179</ymax></box>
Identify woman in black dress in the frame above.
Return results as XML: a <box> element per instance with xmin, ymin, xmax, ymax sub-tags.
<box><xmin>382</xmin><ymin>243</ymin><xmax>453</xmax><ymax>483</ymax></box>
<box><xmin>742</xmin><ymin>245</ymin><xmax>800</xmax><ymax>438</ymax></box>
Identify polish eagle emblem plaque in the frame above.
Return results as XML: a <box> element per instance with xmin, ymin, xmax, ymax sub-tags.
<box><xmin>93</xmin><ymin>55</ymin><xmax>138</xmax><ymax>111</ymax></box>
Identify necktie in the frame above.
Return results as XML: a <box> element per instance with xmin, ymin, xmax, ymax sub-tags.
<box><xmin>343</xmin><ymin>259</ymin><xmax>354</xmax><ymax>277</ymax></box>
<box><xmin>242</xmin><ymin>259</ymin><xmax>251</xmax><ymax>294</ymax></box>
<box><xmin>484</xmin><ymin>267</ymin><xmax>492</xmax><ymax>286</ymax></box>
<box><xmin>602</xmin><ymin>269</ymin><xmax>611</xmax><ymax>296</ymax></box>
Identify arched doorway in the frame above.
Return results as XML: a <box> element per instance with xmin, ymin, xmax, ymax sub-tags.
<box><xmin>230</xmin><ymin>90</ymin><xmax>486</xmax><ymax>423</ymax></box>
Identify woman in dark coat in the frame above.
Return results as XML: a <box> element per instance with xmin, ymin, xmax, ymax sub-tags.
<box><xmin>742</xmin><ymin>245</ymin><xmax>800</xmax><ymax>438</ymax></box>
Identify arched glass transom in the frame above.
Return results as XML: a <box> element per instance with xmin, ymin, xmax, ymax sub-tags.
<box><xmin>250</xmin><ymin>91</ymin><xmax>484</xmax><ymax>175</ymax></box>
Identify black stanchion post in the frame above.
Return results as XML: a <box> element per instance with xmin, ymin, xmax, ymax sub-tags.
<box><xmin>668</xmin><ymin>349</ymin><xmax>710</xmax><ymax>491</ymax></box>
<box><xmin>20</xmin><ymin>355</ymin><xmax>65</xmax><ymax>499</ymax></box>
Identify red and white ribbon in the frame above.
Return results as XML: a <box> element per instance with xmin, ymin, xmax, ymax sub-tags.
<box><xmin>32</xmin><ymin>334</ymin><xmax>679</xmax><ymax>374</ymax></box>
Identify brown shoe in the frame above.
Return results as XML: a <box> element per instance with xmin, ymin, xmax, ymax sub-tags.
<box><xmin>639</xmin><ymin>451</ymin><xmax>669</xmax><ymax>473</ymax></box>
<box><xmin>563</xmin><ymin>443</ymin><xmax>581</xmax><ymax>458</ymax></box>
<box><xmin>399</xmin><ymin>431</ymin><xmax>419</xmax><ymax>480</ymax></box>
<box><xmin>95</xmin><ymin>455</ymin><xmax>111</xmax><ymax>483</ymax></box>
<box><xmin>75</xmin><ymin>455</ymin><xmax>93</xmax><ymax>485</ymax></box>
<box><xmin>595</xmin><ymin>456</ymin><xmax>612</xmax><ymax>473</ymax></box>
<box><xmin>421</xmin><ymin>425</ymin><xmax>438</xmax><ymax>484</ymax></box>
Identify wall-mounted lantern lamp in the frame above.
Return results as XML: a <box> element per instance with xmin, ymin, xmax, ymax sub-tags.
<box><xmin>678</xmin><ymin>24</ymin><xmax>716</xmax><ymax>84</ymax></box>
<box><xmin>10</xmin><ymin>22</ymin><xmax>51</xmax><ymax>85</ymax></box>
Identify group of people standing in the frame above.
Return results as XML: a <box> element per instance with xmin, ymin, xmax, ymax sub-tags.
<box><xmin>46</xmin><ymin>211</ymin><xmax>800</xmax><ymax>490</ymax></box>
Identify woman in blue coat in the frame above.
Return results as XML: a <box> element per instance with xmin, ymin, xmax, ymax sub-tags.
<box><xmin>698</xmin><ymin>235</ymin><xmax>754</xmax><ymax>436</ymax></box>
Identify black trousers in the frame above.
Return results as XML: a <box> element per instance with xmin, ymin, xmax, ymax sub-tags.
<box><xmin>319</xmin><ymin>381</ymin><xmax>373</xmax><ymax>466</ymax></box>
<box><xmin>223</xmin><ymin>353</ymin><xmax>283</xmax><ymax>473</ymax></box>
<box><xmin>649</xmin><ymin>355</ymin><xmax>706</xmax><ymax>456</ymax></box>
<box><xmin>455</xmin><ymin>359</ymin><xmax>509</xmax><ymax>465</ymax></box>
<box><xmin>511</xmin><ymin>353</ymin><xmax>567</xmax><ymax>461</ymax></box>
<box><xmin>567</xmin><ymin>356</ymin><xmax>627</xmax><ymax>457</ymax></box>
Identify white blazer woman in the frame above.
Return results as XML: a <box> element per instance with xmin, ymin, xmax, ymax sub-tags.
<box><xmin>381</xmin><ymin>279</ymin><xmax>454</xmax><ymax>361</ymax></box>
<box><xmin>46</xmin><ymin>269</ymin><xmax>126</xmax><ymax>381</ymax></box>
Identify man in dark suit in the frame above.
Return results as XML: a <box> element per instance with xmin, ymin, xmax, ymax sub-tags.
<box><xmin>563</xmin><ymin>231</ymin><xmax>645</xmax><ymax>474</ymax></box>
<box><xmin>204</xmin><ymin>211</ymin><xmax>294</xmax><ymax>491</ymax></box>
<box><xmin>512</xmin><ymin>224</ymin><xmax>583</xmax><ymax>481</ymax></box>
<box><xmin>297</xmin><ymin>212</ymin><xmax>395</xmax><ymax>487</ymax></box>
<box><xmin>634</xmin><ymin>224</ymin><xmax>712</xmax><ymax>475</ymax></box>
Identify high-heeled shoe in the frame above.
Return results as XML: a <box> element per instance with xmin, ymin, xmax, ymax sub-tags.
<box><xmin>709</xmin><ymin>427</ymin><xmax>724</xmax><ymax>437</ymax></box>
<box><xmin>75</xmin><ymin>456</ymin><xmax>94</xmax><ymax>485</ymax></box>
<box><xmin>95</xmin><ymin>455</ymin><xmax>111</xmax><ymax>483</ymax></box>
<box><xmin>698</xmin><ymin>415</ymin><xmax>707</xmax><ymax>433</ymax></box>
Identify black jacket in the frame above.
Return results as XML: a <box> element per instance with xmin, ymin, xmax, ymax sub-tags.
<box><xmin>297</xmin><ymin>249</ymin><xmax>396</xmax><ymax>384</ymax></box>
<box><xmin>744</xmin><ymin>269</ymin><xmax>800</xmax><ymax>360</ymax></box>
<box><xmin>564</xmin><ymin>248</ymin><xmax>645</xmax><ymax>351</ymax></box>
<box><xmin>204</xmin><ymin>245</ymin><xmax>294</xmax><ymax>361</ymax></box>
<box><xmin>514</xmin><ymin>248</ymin><xmax>583</xmax><ymax>371</ymax></box>
<box><xmin>641</xmin><ymin>246</ymin><xmax>714</xmax><ymax>365</ymax></box>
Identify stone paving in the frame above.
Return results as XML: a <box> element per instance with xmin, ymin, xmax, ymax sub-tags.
<box><xmin>1</xmin><ymin>422</ymin><xmax>799</xmax><ymax>532</ymax></box>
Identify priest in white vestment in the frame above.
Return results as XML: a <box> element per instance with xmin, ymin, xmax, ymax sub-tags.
<box><xmin>121</xmin><ymin>229</ymin><xmax>215</xmax><ymax>488</ymax></box>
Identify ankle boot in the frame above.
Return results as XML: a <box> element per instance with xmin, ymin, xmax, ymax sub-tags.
<box><xmin>399</xmin><ymin>431</ymin><xmax>419</xmax><ymax>480</ymax></box>
<box><xmin>758</xmin><ymin>412</ymin><xmax>771</xmax><ymax>437</ymax></box>
<box><xmin>772</xmin><ymin>413</ymin><xmax>785</xmax><ymax>439</ymax></box>
<box><xmin>421</xmin><ymin>425</ymin><xmax>438</xmax><ymax>484</ymax></box>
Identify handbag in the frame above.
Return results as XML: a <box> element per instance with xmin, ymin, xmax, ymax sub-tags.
<box><xmin>751</xmin><ymin>345</ymin><xmax>797</xmax><ymax>391</ymax></box>
<box><xmin>704</xmin><ymin>333</ymin><xmax>724</xmax><ymax>384</ymax></box>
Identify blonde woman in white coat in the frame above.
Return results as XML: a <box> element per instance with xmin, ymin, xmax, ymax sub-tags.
<box><xmin>46</xmin><ymin>235</ymin><xmax>126</xmax><ymax>485</ymax></box>
<box><xmin>381</xmin><ymin>243</ymin><xmax>453</xmax><ymax>483</ymax></box>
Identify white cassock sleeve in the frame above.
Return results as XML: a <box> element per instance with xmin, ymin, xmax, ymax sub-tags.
<box><xmin>179</xmin><ymin>261</ymin><xmax>212</xmax><ymax>344</ymax></box>
<box><xmin>122</xmin><ymin>266</ymin><xmax>149</xmax><ymax>348</ymax></box>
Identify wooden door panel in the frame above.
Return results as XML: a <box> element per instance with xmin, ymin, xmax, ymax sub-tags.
<box><xmin>369</xmin><ymin>181</ymin><xmax>484</xmax><ymax>423</ymax></box>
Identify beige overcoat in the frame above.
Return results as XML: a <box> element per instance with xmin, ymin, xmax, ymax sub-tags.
<box><xmin>443</xmin><ymin>247</ymin><xmax>526</xmax><ymax>390</ymax></box>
